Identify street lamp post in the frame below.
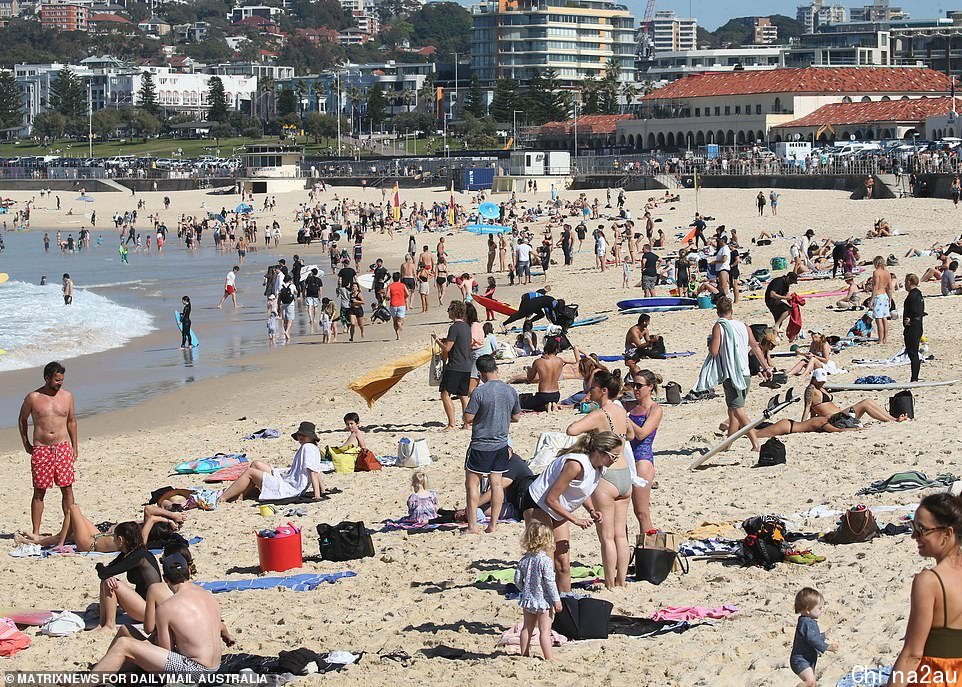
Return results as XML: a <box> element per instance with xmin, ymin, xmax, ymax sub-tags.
<box><xmin>573</xmin><ymin>102</ymin><xmax>579</xmax><ymax>163</ymax></box>
<box><xmin>335</xmin><ymin>72</ymin><xmax>341</xmax><ymax>157</ymax></box>
<box><xmin>452</xmin><ymin>52</ymin><xmax>459</xmax><ymax>119</ymax></box>
<box><xmin>512</xmin><ymin>109</ymin><xmax>523</xmax><ymax>147</ymax></box>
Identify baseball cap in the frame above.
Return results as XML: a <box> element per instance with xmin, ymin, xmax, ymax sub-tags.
<box><xmin>808</xmin><ymin>327</ymin><xmax>823</xmax><ymax>336</ymax></box>
<box><xmin>162</xmin><ymin>552</ymin><xmax>190</xmax><ymax>577</ymax></box>
<box><xmin>812</xmin><ymin>369</ymin><xmax>829</xmax><ymax>382</ymax></box>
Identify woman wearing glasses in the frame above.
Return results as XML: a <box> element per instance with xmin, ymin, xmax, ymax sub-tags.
<box><xmin>521</xmin><ymin>431</ymin><xmax>623</xmax><ymax>592</ymax></box>
<box><xmin>565</xmin><ymin>371</ymin><xmax>643</xmax><ymax>588</ymax></box>
<box><xmin>888</xmin><ymin>493</ymin><xmax>962</xmax><ymax>687</ymax></box>
<box><xmin>626</xmin><ymin>370</ymin><xmax>663</xmax><ymax>534</ymax></box>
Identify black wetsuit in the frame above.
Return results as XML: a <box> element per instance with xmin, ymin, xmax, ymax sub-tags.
<box><xmin>180</xmin><ymin>303</ymin><xmax>192</xmax><ymax>347</ymax></box>
<box><xmin>903</xmin><ymin>287</ymin><xmax>925</xmax><ymax>382</ymax></box>
<box><xmin>502</xmin><ymin>294</ymin><xmax>558</xmax><ymax>328</ymax></box>
<box><xmin>96</xmin><ymin>548</ymin><xmax>161</xmax><ymax>599</ymax></box>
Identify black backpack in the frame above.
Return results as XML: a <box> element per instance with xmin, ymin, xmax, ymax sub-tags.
<box><xmin>740</xmin><ymin>515</ymin><xmax>786</xmax><ymax>570</ymax></box>
<box><xmin>317</xmin><ymin>521</ymin><xmax>374</xmax><ymax>562</ymax></box>
<box><xmin>757</xmin><ymin>438</ymin><xmax>786</xmax><ymax>467</ymax></box>
<box><xmin>280</xmin><ymin>285</ymin><xmax>295</xmax><ymax>305</ymax></box>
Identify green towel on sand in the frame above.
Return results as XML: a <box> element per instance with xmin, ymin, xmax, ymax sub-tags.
<box><xmin>858</xmin><ymin>471</ymin><xmax>958</xmax><ymax>495</ymax></box>
<box><xmin>475</xmin><ymin>565</ymin><xmax>604</xmax><ymax>583</ymax></box>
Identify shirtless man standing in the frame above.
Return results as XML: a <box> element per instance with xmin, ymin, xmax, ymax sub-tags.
<box><xmin>92</xmin><ymin>551</ymin><xmax>223</xmax><ymax>674</ymax></box>
<box><xmin>521</xmin><ymin>338</ymin><xmax>565</xmax><ymax>411</ymax></box>
<box><xmin>871</xmin><ymin>255</ymin><xmax>894</xmax><ymax>344</ymax></box>
<box><xmin>18</xmin><ymin>361</ymin><xmax>77</xmax><ymax>536</ymax></box>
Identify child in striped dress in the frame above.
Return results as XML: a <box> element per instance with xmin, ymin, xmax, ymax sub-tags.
<box><xmin>514</xmin><ymin>521</ymin><xmax>562</xmax><ymax>660</ymax></box>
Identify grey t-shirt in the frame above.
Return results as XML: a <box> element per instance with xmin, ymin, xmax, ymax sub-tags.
<box><xmin>942</xmin><ymin>269</ymin><xmax>956</xmax><ymax>296</ymax></box>
<box><xmin>445</xmin><ymin>320</ymin><xmax>473</xmax><ymax>373</ymax></box>
<box><xmin>465</xmin><ymin>379</ymin><xmax>521</xmax><ymax>451</ymax></box>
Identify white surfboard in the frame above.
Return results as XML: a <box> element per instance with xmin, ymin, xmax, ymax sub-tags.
<box><xmin>299</xmin><ymin>265</ymin><xmax>323</xmax><ymax>282</ymax></box>
<box><xmin>358</xmin><ymin>273</ymin><xmax>375</xmax><ymax>290</ymax></box>
<box><xmin>826</xmin><ymin>379</ymin><xmax>959</xmax><ymax>391</ymax></box>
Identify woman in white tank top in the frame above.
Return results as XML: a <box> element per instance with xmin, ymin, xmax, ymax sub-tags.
<box><xmin>523</xmin><ymin>432</ymin><xmax>623</xmax><ymax>592</ymax></box>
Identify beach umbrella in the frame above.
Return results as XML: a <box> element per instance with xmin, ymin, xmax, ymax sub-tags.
<box><xmin>478</xmin><ymin>201</ymin><xmax>499</xmax><ymax>220</ymax></box>
<box><xmin>235</xmin><ymin>203</ymin><xmax>252</xmax><ymax>214</ymax></box>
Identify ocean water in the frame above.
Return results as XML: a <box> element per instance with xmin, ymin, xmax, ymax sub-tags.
<box><xmin>0</xmin><ymin>280</ymin><xmax>155</xmax><ymax>372</ymax></box>
<box><xmin>0</xmin><ymin>226</ymin><xmax>314</xmax><ymax>425</ymax></box>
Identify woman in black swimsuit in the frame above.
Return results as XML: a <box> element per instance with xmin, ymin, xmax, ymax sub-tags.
<box><xmin>756</xmin><ymin>415</ymin><xmax>860</xmax><ymax>438</ymax></box>
<box><xmin>803</xmin><ymin>373</ymin><xmax>907</xmax><ymax>423</ymax></box>
<box><xmin>94</xmin><ymin>521</ymin><xmax>162</xmax><ymax>630</ymax></box>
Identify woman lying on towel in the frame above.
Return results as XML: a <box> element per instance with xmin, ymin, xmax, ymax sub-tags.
<box><xmin>220</xmin><ymin>422</ymin><xmax>325</xmax><ymax>503</ymax></box>
<box><xmin>756</xmin><ymin>415</ymin><xmax>862</xmax><ymax>438</ymax></box>
<box><xmin>16</xmin><ymin>503</ymin><xmax>183</xmax><ymax>553</ymax></box>
<box><xmin>803</xmin><ymin>369</ymin><xmax>908</xmax><ymax>423</ymax></box>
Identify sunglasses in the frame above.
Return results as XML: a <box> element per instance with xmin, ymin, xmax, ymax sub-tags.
<box><xmin>603</xmin><ymin>450</ymin><xmax>620</xmax><ymax>462</ymax></box>
<box><xmin>911</xmin><ymin>522</ymin><xmax>947</xmax><ymax>538</ymax></box>
<box><xmin>631</xmin><ymin>382</ymin><xmax>650</xmax><ymax>390</ymax></box>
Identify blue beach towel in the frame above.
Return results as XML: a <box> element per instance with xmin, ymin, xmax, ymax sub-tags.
<box><xmin>198</xmin><ymin>571</ymin><xmax>356</xmax><ymax>593</ymax></box>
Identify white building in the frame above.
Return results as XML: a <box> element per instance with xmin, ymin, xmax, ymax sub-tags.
<box><xmin>796</xmin><ymin>0</ymin><xmax>848</xmax><ymax>33</ymax></box>
<box><xmin>227</xmin><ymin>4</ymin><xmax>283</xmax><ymax>22</ymax></box>
<box><xmin>471</xmin><ymin>0</ymin><xmax>636</xmax><ymax>89</ymax></box>
<box><xmin>651</xmin><ymin>10</ymin><xmax>696</xmax><ymax>54</ymax></box>
<box><xmin>15</xmin><ymin>60</ymin><xmax>256</xmax><ymax>134</ymax></box>
<box><xmin>637</xmin><ymin>46</ymin><xmax>791</xmax><ymax>83</ymax></box>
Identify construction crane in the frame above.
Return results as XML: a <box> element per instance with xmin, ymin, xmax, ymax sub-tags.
<box><xmin>641</xmin><ymin>0</ymin><xmax>656</xmax><ymax>32</ymax></box>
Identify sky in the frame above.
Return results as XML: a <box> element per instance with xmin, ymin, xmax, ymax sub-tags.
<box><xmin>615</xmin><ymin>0</ymin><xmax>954</xmax><ymax>30</ymax></box>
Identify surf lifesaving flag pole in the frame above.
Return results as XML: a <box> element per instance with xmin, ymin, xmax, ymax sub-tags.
<box><xmin>693</xmin><ymin>167</ymin><xmax>699</xmax><ymax>215</ymax></box>
<box><xmin>448</xmin><ymin>181</ymin><xmax>455</xmax><ymax>226</ymax></box>
<box><xmin>392</xmin><ymin>181</ymin><xmax>400</xmax><ymax>221</ymax></box>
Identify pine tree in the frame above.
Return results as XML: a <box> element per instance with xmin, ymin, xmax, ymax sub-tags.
<box><xmin>138</xmin><ymin>71</ymin><xmax>159</xmax><ymax>118</ymax></box>
<box><xmin>366</xmin><ymin>82</ymin><xmax>386</xmax><ymax>130</ymax></box>
<box><xmin>207</xmin><ymin>76</ymin><xmax>229</xmax><ymax>124</ymax></box>
<box><xmin>49</xmin><ymin>67</ymin><xmax>86</xmax><ymax>125</ymax></box>
<box><xmin>490</xmin><ymin>77</ymin><xmax>518</xmax><ymax>123</ymax></box>
<box><xmin>0</xmin><ymin>71</ymin><xmax>23</xmax><ymax>133</ymax></box>
<box><xmin>465</xmin><ymin>74</ymin><xmax>485</xmax><ymax>118</ymax></box>
<box><xmin>276</xmin><ymin>88</ymin><xmax>298</xmax><ymax>117</ymax></box>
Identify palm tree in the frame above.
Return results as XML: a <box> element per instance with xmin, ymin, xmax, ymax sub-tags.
<box><xmin>294</xmin><ymin>80</ymin><xmax>307</xmax><ymax>115</ymax></box>
<box><xmin>401</xmin><ymin>88</ymin><xmax>415</xmax><ymax>113</ymax></box>
<box><xmin>311</xmin><ymin>81</ymin><xmax>325</xmax><ymax>113</ymax></box>
<box><xmin>347</xmin><ymin>86</ymin><xmax>362</xmax><ymax>138</ymax></box>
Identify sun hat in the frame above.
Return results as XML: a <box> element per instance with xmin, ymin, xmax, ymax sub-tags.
<box><xmin>292</xmin><ymin>421</ymin><xmax>320</xmax><ymax>443</ymax></box>
<box><xmin>812</xmin><ymin>369</ymin><xmax>829</xmax><ymax>383</ymax></box>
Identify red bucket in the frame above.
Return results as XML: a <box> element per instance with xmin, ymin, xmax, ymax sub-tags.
<box><xmin>257</xmin><ymin>530</ymin><xmax>302</xmax><ymax>573</ymax></box>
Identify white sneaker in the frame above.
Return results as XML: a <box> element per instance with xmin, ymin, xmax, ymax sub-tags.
<box><xmin>9</xmin><ymin>543</ymin><xmax>42</xmax><ymax>558</ymax></box>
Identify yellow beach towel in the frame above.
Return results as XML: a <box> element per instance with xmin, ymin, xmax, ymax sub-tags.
<box><xmin>348</xmin><ymin>344</ymin><xmax>433</xmax><ymax>407</ymax></box>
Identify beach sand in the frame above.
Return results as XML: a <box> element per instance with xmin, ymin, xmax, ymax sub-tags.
<box><xmin>0</xmin><ymin>181</ymin><xmax>957</xmax><ymax>684</ymax></box>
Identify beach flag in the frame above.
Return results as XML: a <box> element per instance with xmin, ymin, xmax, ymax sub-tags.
<box><xmin>693</xmin><ymin>168</ymin><xmax>699</xmax><ymax>193</ymax></box>
<box><xmin>392</xmin><ymin>182</ymin><xmax>400</xmax><ymax>221</ymax></box>
<box><xmin>448</xmin><ymin>181</ymin><xmax>455</xmax><ymax>225</ymax></box>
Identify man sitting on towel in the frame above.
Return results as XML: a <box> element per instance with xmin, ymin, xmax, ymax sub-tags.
<box><xmin>91</xmin><ymin>548</ymin><xmax>223</xmax><ymax>674</ymax></box>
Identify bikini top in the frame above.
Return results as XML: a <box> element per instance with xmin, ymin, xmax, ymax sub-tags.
<box><xmin>813</xmin><ymin>387</ymin><xmax>833</xmax><ymax>405</ymax></box>
<box><xmin>601</xmin><ymin>406</ymin><xmax>627</xmax><ymax>440</ymax></box>
<box><xmin>924</xmin><ymin>570</ymin><xmax>962</xmax><ymax>659</ymax></box>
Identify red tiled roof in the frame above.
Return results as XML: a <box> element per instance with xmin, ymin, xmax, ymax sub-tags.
<box><xmin>416</xmin><ymin>46</ymin><xmax>436</xmax><ymax>56</ymax></box>
<box><xmin>89</xmin><ymin>13</ymin><xmax>131</xmax><ymax>23</ymax></box>
<box><xmin>773</xmin><ymin>96</ymin><xmax>955</xmax><ymax>128</ymax></box>
<box><xmin>534</xmin><ymin>114</ymin><xmax>632</xmax><ymax>136</ymax></box>
<box><xmin>641</xmin><ymin>67</ymin><xmax>952</xmax><ymax>100</ymax></box>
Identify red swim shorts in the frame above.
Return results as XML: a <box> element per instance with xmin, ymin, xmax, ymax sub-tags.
<box><xmin>226</xmin><ymin>285</ymin><xmax>236</xmax><ymax>295</ymax></box>
<box><xmin>31</xmin><ymin>440</ymin><xmax>75</xmax><ymax>489</ymax></box>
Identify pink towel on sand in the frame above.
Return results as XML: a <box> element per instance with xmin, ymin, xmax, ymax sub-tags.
<box><xmin>650</xmin><ymin>605</ymin><xmax>739</xmax><ymax>622</ymax></box>
<box><xmin>204</xmin><ymin>463</ymin><xmax>250</xmax><ymax>482</ymax></box>
<box><xmin>496</xmin><ymin>621</ymin><xmax>570</xmax><ymax>653</ymax></box>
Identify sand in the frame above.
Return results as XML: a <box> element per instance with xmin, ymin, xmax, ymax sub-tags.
<box><xmin>0</xmin><ymin>181</ymin><xmax>958</xmax><ymax>684</ymax></box>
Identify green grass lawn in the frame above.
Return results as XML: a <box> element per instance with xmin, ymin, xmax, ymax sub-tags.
<box><xmin>0</xmin><ymin>134</ymin><xmax>473</xmax><ymax>160</ymax></box>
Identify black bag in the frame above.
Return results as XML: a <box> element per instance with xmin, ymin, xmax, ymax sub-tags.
<box><xmin>890</xmin><ymin>390</ymin><xmax>914</xmax><ymax>419</ymax></box>
<box><xmin>551</xmin><ymin>597</ymin><xmax>613</xmax><ymax>640</ymax></box>
<box><xmin>633</xmin><ymin>547</ymin><xmax>688</xmax><ymax>585</ymax></box>
<box><xmin>757</xmin><ymin>438</ymin><xmax>786</xmax><ymax>467</ymax></box>
<box><xmin>316</xmin><ymin>521</ymin><xmax>374</xmax><ymax>562</ymax></box>
<box><xmin>740</xmin><ymin>515</ymin><xmax>786</xmax><ymax>570</ymax></box>
<box><xmin>279</xmin><ymin>285</ymin><xmax>295</xmax><ymax>305</ymax></box>
<box><xmin>552</xmin><ymin>302</ymin><xmax>579</xmax><ymax>330</ymax></box>
<box><xmin>664</xmin><ymin>381</ymin><xmax>682</xmax><ymax>405</ymax></box>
